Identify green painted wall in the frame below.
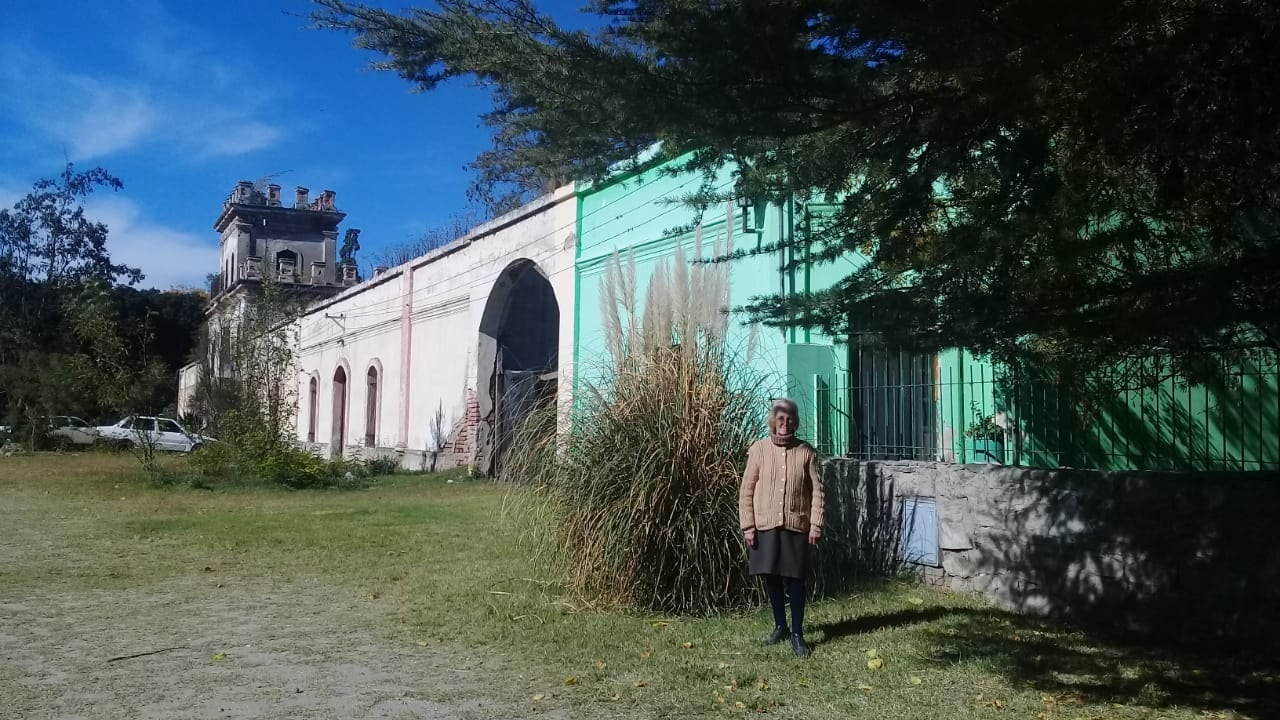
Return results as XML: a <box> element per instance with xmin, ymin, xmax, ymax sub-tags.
<box><xmin>572</xmin><ymin>157</ymin><xmax>1280</xmax><ymax>470</ymax></box>
<box><xmin>573</xmin><ymin>165</ymin><xmax>864</xmax><ymax>448</ymax></box>
<box><xmin>780</xmin><ymin>203</ymin><xmax>874</xmax><ymax>452</ymax></box>
<box><xmin>574</xmin><ymin>160</ymin><xmax>789</xmax><ymax>405</ymax></box>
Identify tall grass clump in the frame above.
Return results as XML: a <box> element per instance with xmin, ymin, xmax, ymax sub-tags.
<box><xmin>502</xmin><ymin>231</ymin><xmax>774</xmax><ymax>615</ymax></box>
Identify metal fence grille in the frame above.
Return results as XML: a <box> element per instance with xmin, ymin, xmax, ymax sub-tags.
<box><xmin>816</xmin><ymin>349</ymin><xmax>1280</xmax><ymax>472</ymax></box>
<box><xmin>814</xmin><ymin>345</ymin><xmax>937</xmax><ymax>461</ymax></box>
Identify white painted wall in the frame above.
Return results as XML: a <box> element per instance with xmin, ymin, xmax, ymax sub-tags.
<box><xmin>177</xmin><ymin>362</ymin><xmax>198</xmax><ymax>418</ymax></box>
<box><xmin>291</xmin><ymin>185</ymin><xmax>577</xmax><ymax>467</ymax></box>
<box><xmin>296</xmin><ymin>274</ymin><xmax>402</xmax><ymax>457</ymax></box>
<box><xmin>178</xmin><ymin>292</ymin><xmax>251</xmax><ymax>421</ymax></box>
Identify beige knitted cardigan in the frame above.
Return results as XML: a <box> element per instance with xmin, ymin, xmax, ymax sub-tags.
<box><xmin>738</xmin><ymin>438</ymin><xmax>825</xmax><ymax>535</ymax></box>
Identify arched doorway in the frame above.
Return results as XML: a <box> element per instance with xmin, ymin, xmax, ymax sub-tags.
<box><xmin>331</xmin><ymin>366</ymin><xmax>348</xmax><ymax>459</ymax></box>
<box><xmin>365</xmin><ymin>365</ymin><xmax>379</xmax><ymax>447</ymax></box>
<box><xmin>307</xmin><ymin>376</ymin><xmax>319</xmax><ymax>443</ymax></box>
<box><xmin>476</xmin><ymin>259</ymin><xmax>559</xmax><ymax>475</ymax></box>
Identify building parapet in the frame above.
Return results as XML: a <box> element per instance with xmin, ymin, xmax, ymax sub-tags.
<box><xmin>224</xmin><ymin>181</ymin><xmax>338</xmax><ymax>213</ymax></box>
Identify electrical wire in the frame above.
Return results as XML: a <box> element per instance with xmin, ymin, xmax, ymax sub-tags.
<box><xmin>294</xmin><ymin>176</ymin><xmax>736</xmax><ymax>350</ymax></box>
<box><xmin>296</xmin><ymin>172</ymin><xmax>719</xmax><ymax>327</ymax></box>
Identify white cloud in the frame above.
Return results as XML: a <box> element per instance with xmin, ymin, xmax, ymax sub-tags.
<box><xmin>86</xmin><ymin>195</ymin><xmax>220</xmax><ymax>291</ymax></box>
<box><xmin>0</xmin><ymin>20</ymin><xmax>287</xmax><ymax>163</ymax></box>
<box><xmin>192</xmin><ymin>119</ymin><xmax>283</xmax><ymax>160</ymax></box>
<box><xmin>51</xmin><ymin>81</ymin><xmax>157</xmax><ymax>160</ymax></box>
<box><xmin>0</xmin><ymin>179</ymin><xmax>214</xmax><ymax>290</ymax></box>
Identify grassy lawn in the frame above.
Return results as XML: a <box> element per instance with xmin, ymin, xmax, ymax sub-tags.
<box><xmin>2</xmin><ymin>453</ymin><xmax>1275</xmax><ymax>719</ymax></box>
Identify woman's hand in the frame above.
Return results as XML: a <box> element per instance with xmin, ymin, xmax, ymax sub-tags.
<box><xmin>808</xmin><ymin>528</ymin><xmax>820</xmax><ymax>545</ymax></box>
<box><xmin>743</xmin><ymin>528</ymin><xmax>757</xmax><ymax>548</ymax></box>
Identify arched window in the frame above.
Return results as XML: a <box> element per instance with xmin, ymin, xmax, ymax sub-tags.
<box><xmin>331</xmin><ymin>366</ymin><xmax>348</xmax><ymax>459</ymax></box>
<box><xmin>365</xmin><ymin>365</ymin><xmax>379</xmax><ymax>447</ymax></box>
<box><xmin>276</xmin><ymin>249</ymin><xmax>299</xmax><ymax>282</ymax></box>
<box><xmin>307</xmin><ymin>376</ymin><xmax>318</xmax><ymax>443</ymax></box>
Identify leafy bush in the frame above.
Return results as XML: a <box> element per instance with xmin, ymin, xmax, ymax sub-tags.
<box><xmin>362</xmin><ymin>455</ymin><xmax>401</xmax><ymax>477</ymax></box>
<box><xmin>256</xmin><ymin>445</ymin><xmax>343</xmax><ymax>489</ymax></box>
<box><xmin>188</xmin><ymin>410</ymin><xmax>376</xmax><ymax>489</ymax></box>
<box><xmin>175</xmin><ymin>278</ymin><xmax>390</xmax><ymax>490</ymax></box>
<box><xmin>189</xmin><ymin>442</ymin><xmax>377</xmax><ymax>489</ymax></box>
<box><xmin>502</xmin><ymin>242</ymin><xmax>774</xmax><ymax>615</ymax></box>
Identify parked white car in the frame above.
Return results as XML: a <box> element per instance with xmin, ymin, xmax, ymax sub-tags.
<box><xmin>48</xmin><ymin>416</ymin><xmax>99</xmax><ymax>446</ymax></box>
<box><xmin>95</xmin><ymin>416</ymin><xmax>214</xmax><ymax>453</ymax></box>
<box><xmin>0</xmin><ymin>417</ymin><xmax>97</xmax><ymax>447</ymax></box>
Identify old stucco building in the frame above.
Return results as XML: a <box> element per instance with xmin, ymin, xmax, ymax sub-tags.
<box><xmin>183</xmin><ymin>160</ymin><xmax>1278</xmax><ymax>475</ymax></box>
<box><xmin>288</xmin><ymin>186</ymin><xmax>575</xmax><ymax>473</ymax></box>
<box><xmin>180</xmin><ymin>181</ymin><xmax>575</xmax><ymax>474</ymax></box>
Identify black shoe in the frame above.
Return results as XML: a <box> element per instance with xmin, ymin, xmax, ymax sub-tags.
<box><xmin>791</xmin><ymin>633</ymin><xmax>812</xmax><ymax>658</ymax></box>
<box><xmin>763</xmin><ymin>626</ymin><xmax>790</xmax><ymax>646</ymax></box>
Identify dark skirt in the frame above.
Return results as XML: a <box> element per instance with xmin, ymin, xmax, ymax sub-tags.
<box><xmin>749</xmin><ymin>528</ymin><xmax>809</xmax><ymax>579</ymax></box>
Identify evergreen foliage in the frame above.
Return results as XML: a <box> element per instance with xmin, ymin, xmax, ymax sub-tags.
<box><xmin>316</xmin><ymin>0</ymin><xmax>1280</xmax><ymax>377</ymax></box>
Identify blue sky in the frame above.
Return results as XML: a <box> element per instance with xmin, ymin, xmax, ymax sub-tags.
<box><xmin>0</xmin><ymin>0</ymin><xmax>591</xmax><ymax>289</ymax></box>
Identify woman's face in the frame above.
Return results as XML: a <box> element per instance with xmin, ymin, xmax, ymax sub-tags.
<box><xmin>773</xmin><ymin>409</ymin><xmax>797</xmax><ymax>435</ymax></box>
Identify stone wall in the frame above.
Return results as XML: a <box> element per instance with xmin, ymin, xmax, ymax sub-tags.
<box><xmin>821</xmin><ymin>459</ymin><xmax>1280</xmax><ymax>652</ymax></box>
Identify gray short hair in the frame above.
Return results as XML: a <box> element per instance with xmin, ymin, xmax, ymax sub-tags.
<box><xmin>771</xmin><ymin>398</ymin><xmax>798</xmax><ymax>416</ymax></box>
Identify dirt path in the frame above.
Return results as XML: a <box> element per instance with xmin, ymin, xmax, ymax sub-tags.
<box><xmin>1</xmin><ymin>580</ymin><xmax>565</xmax><ymax>720</ymax></box>
<box><xmin>0</xmin><ymin>459</ymin><xmax>577</xmax><ymax>720</ymax></box>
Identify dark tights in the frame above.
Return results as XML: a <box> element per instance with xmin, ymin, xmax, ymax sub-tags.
<box><xmin>764</xmin><ymin>575</ymin><xmax>806</xmax><ymax>635</ymax></box>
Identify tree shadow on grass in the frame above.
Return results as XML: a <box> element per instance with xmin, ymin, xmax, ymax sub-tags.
<box><xmin>812</xmin><ymin>605</ymin><xmax>954</xmax><ymax>643</ymax></box>
<box><xmin>815</xmin><ymin>604</ymin><xmax>1280</xmax><ymax>718</ymax></box>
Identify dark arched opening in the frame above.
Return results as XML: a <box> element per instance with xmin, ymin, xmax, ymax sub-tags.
<box><xmin>476</xmin><ymin>259</ymin><xmax>559</xmax><ymax>475</ymax></box>
<box><xmin>331</xmin><ymin>366</ymin><xmax>348</xmax><ymax>459</ymax></box>
<box><xmin>307</xmin><ymin>376</ymin><xmax>318</xmax><ymax>443</ymax></box>
<box><xmin>276</xmin><ymin>249</ymin><xmax>300</xmax><ymax>282</ymax></box>
<box><xmin>365</xmin><ymin>365</ymin><xmax>379</xmax><ymax>447</ymax></box>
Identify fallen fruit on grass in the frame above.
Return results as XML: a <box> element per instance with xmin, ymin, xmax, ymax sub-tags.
<box><xmin>564</xmin><ymin>676</ymin><xmax>578</xmax><ymax>686</ymax></box>
<box><xmin>910</xmin><ymin>676</ymin><xmax>923</xmax><ymax>685</ymax></box>
<box><xmin>212</xmin><ymin>653</ymin><xmax>226</xmax><ymax>661</ymax></box>
<box><xmin>865</xmin><ymin>648</ymin><xmax>880</xmax><ymax>660</ymax></box>
<box><xmin>682</xmin><ymin>641</ymin><xmax>694</xmax><ymax>649</ymax></box>
<box><xmin>909</xmin><ymin>596</ymin><xmax>925</xmax><ymax>605</ymax></box>
<box><xmin>867</xmin><ymin>657</ymin><xmax>884</xmax><ymax>670</ymax></box>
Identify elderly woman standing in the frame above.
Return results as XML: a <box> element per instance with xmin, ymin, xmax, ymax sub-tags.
<box><xmin>739</xmin><ymin>398</ymin><xmax>825</xmax><ymax>657</ymax></box>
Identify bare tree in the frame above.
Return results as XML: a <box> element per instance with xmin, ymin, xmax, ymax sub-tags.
<box><xmin>188</xmin><ymin>277</ymin><xmax>304</xmax><ymax>446</ymax></box>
